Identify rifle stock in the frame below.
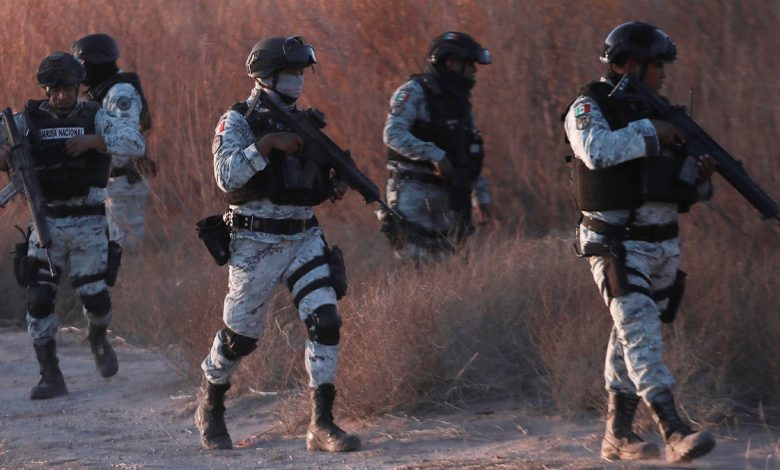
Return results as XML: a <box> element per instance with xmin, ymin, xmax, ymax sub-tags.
<box><xmin>610</xmin><ymin>74</ymin><xmax>780</xmax><ymax>222</ymax></box>
<box><xmin>1</xmin><ymin>108</ymin><xmax>56</xmax><ymax>274</ymax></box>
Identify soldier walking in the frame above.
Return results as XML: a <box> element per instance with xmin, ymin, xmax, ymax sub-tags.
<box><xmin>563</xmin><ymin>22</ymin><xmax>716</xmax><ymax>462</ymax></box>
<box><xmin>0</xmin><ymin>53</ymin><xmax>145</xmax><ymax>398</ymax></box>
<box><xmin>378</xmin><ymin>32</ymin><xmax>492</xmax><ymax>262</ymax></box>
<box><xmin>72</xmin><ymin>33</ymin><xmax>154</xmax><ymax>254</ymax></box>
<box><xmin>194</xmin><ymin>36</ymin><xmax>360</xmax><ymax>453</ymax></box>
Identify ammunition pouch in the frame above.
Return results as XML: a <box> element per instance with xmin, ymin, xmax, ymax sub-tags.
<box><xmin>105</xmin><ymin>240</ymin><xmax>122</xmax><ymax>286</ymax></box>
<box><xmin>195</xmin><ymin>215</ymin><xmax>231</xmax><ymax>266</ymax></box>
<box><xmin>326</xmin><ymin>245</ymin><xmax>347</xmax><ymax>299</ymax></box>
<box><xmin>13</xmin><ymin>229</ymin><xmax>60</xmax><ymax>286</ymax></box>
<box><xmin>14</xmin><ymin>250</ymin><xmax>60</xmax><ymax>287</ymax></box>
<box><xmin>656</xmin><ymin>269</ymin><xmax>686</xmax><ymax>323</ymax></box>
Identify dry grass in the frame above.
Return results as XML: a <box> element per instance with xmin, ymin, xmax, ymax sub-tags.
<box><xmin>0</xmin><ymin>0</ymin><xmax>778</xmax><ymax>425</ymax></box>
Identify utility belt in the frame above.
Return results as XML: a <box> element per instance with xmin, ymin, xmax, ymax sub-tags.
<box><xmin>575</xmin><ymin>215</ymin><xmax>686</xmax><ymax>323</ymax></box>
<box><xmin>226</xmin><ymin>212</ymin><xmax>318</xmax><ymax>235</ymax></box>
<box><xmin>580</xmin><ymin>216</ymin><xmax>679</xmax><ymax>242</ymax></box>
<box><xmin>196</xmin><ymin>212</ymin><xmax>318</xmax><ymax>266</ymax></box>
<box><xmin>46</xmin><ymin>204</ymin><xmax>106</xmax><ymax>218</ymax></box>
<box><xmin>389</xmin><ymin>169</ymin><xmax>446</xmax><ymax>187</ymax></box>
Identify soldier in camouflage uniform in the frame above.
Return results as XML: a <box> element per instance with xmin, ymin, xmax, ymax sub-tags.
<box><xmin>379</xmin><ymin>32</ymin><xmax>492</xmax><ymax>262</ymax></box>
<box><xmin>564</xmin><ymin>22</ymin><xmax>716</xmax><ymax>462</ymax></box>
<box><xmin>0</xmin><ymin>53</ymin><xmax>145</xmax><ymax>399</ymax></box>
<box><xmin>72</xmin><ymin>33</ymin><xmax>154</xmax><ymax>254</ymax></box>
<box><xmin>194</xmin><ymin>36</ymin><xmax>360</xmax><ymax>453</ymax></box>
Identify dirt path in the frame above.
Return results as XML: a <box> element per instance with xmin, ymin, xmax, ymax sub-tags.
<box><xmin>0</xmin><ymin>327</ymin><xmax>778</xmax><ymax>469</ymax></box>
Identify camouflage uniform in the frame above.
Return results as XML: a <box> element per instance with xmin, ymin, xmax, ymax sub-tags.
<box><xmin>4</xmin><ymin>101</ymin><xmax>145</xmax><ymax>344</ymax></box>
<box><xmin>100</xmin><ymin>79</ymin><xmax>150</xmax><ymax>252</ymax></box>
<box><xmin>383</xmin><ymin>78</ymin><xmax>490</xmax><ymax>261</ymax></box>
<box><xmin>564</xmin><ymin>78</ymin><xmax>712</xmax><ymax>402</ymax></box>
<box><xmin>201</xmin><ymin>86</ymin><xmax>340</xmax><ymax>388</ymax></box>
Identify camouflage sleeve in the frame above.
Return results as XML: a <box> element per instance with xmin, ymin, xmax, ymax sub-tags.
<box><xmin>382</xmin><ymin>80</ymin><xmax>446</xmax><ymax>163</ymax></box>
<box><xmin>102</xmin><ymin>83</ymin><xmax>143</xmax><ymax>129</ymax></box>
<box><xmin>102</xmin><ymin>83</ymin><xmax>145</xmax><ymax>166</ymax></box>
<box><xmin>471</xmin><ymin>175</ymin><xmax>491</xmax><ymax>207</ymax></box>
<box><xmin>564</xmin><ymin>96</ymin><xmax>659</xmax><ymax>169</ymax></box>
<box><xmin>212</xmin><ymin>110</ymin><xmax>268</xmax><ymax>192</ymax></box>
<box><xmin>95</xmin><ymin>108</ymin><xmax>146</xmax><ymax>158</ymax></box>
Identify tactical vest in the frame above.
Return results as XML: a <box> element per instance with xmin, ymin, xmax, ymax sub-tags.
<box><xmin>223</xmin><ymin>100</ymin><xmax>333</xmax><ymax>206</ymax></box>
<box><xmin>25</xmin><ymin>100</ymin><xmax>110</xmax><ymax>202</ymax></box>
<box><xmin>387</xmin><ymin>74</ymin><xmax>484</xmax><ymax>185</ymax></box>
<box><xmin>571</xmin><ymin>81</ymin><xmax>697</xmax><ymax>212</ymax></box>
<box><xmin>87</xmin><ymin>72</ymin><xmax>152</xmax><ymax>131</ymax></box>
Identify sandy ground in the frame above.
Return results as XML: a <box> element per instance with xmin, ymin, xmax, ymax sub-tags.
<box><xmin>0</xmin><ymin>326</ymin><xmax>778</xmax><ymax>470</ymax></box>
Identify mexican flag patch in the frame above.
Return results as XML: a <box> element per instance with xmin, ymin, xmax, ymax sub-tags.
<box><xmin>574</xmin><ymin>103</ymin><xmax>591</xmax><ymax>117</ymax></box>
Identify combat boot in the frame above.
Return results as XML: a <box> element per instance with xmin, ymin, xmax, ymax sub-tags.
<box><xmin>650</xmin><ymin>391</ymin><xmax>715</xmax><ymax>462</ymax></box>
<box><xmin>30</xmin><ymin>339</ymin><xmax>68</xmax><ymax>400</ymax></box>
<box><xmin>87</xmin><ymin>324</ymin><xmax>118</xmax><ymax>378</ymax></box>
<box><xmin>195</xmin><ymin>380</ymin><xmax>233</xmax><ymax>450</ymax></box>
<box><xmin>601</xmin><ymin>392</ymin><xmax>660</xmax><ymax>460</ymax></box>
<box><xmin>306</xmin><ymin>383</ymin><xmax>361</xmax><ymax>452</ymax></box>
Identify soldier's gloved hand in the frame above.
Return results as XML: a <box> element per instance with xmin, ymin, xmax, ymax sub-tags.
<box><xmin>474</xmin><ymin>204</ymin><xmax>492</xmax><ymax>226</ymax></box>
<box><xmin>433</xmin><ymin>155</ymin><xmax>454</xmax><ymax>178</ymax></box>
<box><xmin>650</xmin><ymin>119</ymin><xmax>684</xmax><ymax>146</ymax></box>
<box><xmin>257</xmin><ymin>132</ymin><xmax>304</xmax><ymax>157</ymax></box>
<box><xmin>65</xmin><ymin>135</ymin><xmax>107</xmax><ymax>156</ymax></box>
<box><xmin>695</xmin><ymin>154</ymin><xmax>715</xmax><ymax>183</ymax></box>
<box><xmin>330</xmin><ymin>179</ymin><xmax>349</xmax><ymax>202</ymax></box>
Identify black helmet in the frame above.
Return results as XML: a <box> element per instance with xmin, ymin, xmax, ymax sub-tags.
<box><xmin>427</xmin><ymin>31</ymin><xmax>491</xmax><ymax>65</ymax></box>
<box><xmin>246</xmin><ymin>36</ymin><xmax>316</xmax><ymax>79</ymax></box>
<box><xmin>600</xmin><ymin>21</ymin><xmax>676</xmax><ymax>65</ymax></box>
<box><xmin>72</xmin><ymin>33</ymin><xmax>120</xmax><ymax>64</ymax></box>
<box><xmin>36</xmin><ymin>52</ymin><xmax>85</xmax><ymax>87</ymax></box>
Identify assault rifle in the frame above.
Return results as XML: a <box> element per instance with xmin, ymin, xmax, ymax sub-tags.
<box><xmin>0</xmin><ymin>108</ymin><xmax>55</xmax><ymax>275</ymax></box>
<box><xmin>257</xmin><ymin>90</ymin><xmax>399</xmax><ymax>218</ymax></box>
<box><xmin>610</xmin><ymin>74</ymin><xmax>780</xmax><ymax>222</ymax></box>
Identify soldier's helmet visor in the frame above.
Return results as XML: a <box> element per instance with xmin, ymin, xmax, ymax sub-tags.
<box><xmin>283</xmin><ymin>36</ymin><xmax>317</xmax><ymax>68</ymax></box>
<box><xmin>37</xmin><ymin>69</ymin><xmax>81</xmax><ymax>87</ymax></box>
<box><xmin>476</xmin><ymin>48</ymin><xmax>491</xmax><ymax>65</ymax></box>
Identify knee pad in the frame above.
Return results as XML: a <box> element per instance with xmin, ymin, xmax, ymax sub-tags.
<box><xmin>304</xmin><ymin>304</ymin><xmax>342</xmax><ymax>346</ymax></box>
<box><xmin>81</xmin><ymin>290</ymin><xmax>112</xmax><ymax>316</ymax></box>
<box><xmin>28</xmin><ymin>284</ymin><xmax>56</xmax><ymax>319</ymax></box>
<box><xmin>218</xmin><ymin>327</ymin><xmax>258</xmax><ymax>361</ymax></box>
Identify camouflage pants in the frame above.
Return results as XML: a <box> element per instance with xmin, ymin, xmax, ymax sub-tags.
<box><xmin>588</xmin><ymin>238</ymin><xmax>680</xmax><ymax>402</ymax></box>
<box><xmin>201</xmin><ymin>227</ymin><xmax>340</xmax><ymax>388</ymax></box>
<box><xmin>26</xmin><ymin>215</ymin><xmax>111</xmax><ymax>344</ymax></box>
<box><xmin>386</xmin><ymin>177</ymin><xmax>460</xmax><ymax>262</ymax></box>
<box><xmin>106</xmin><ymin>175</ymin><xmax>150</xmax><ymax>253</ymax></box>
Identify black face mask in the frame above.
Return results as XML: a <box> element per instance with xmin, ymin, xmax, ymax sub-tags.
<box><xmin>428</xmin><ymin>63</ymin><xmax>475</xmax><ymax>95</ymax></box>
<box><xmin>83</xmin><ymin>62</ymin><xmax>119</xmax><ymax>87</ymax></box>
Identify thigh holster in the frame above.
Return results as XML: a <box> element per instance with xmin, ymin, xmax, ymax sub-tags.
<box><xmin>655</xmin><ymin>269</ymin><xmax>687</xmax><ymax>323</ymax></box>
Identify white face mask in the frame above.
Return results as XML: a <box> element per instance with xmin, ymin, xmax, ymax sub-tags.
<box><xmin>274</xmin><ymin>74</ymin><xmax>304</xmax><ymax>99</ymax></box>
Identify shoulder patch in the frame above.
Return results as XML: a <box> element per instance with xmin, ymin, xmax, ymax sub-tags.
<box><xmin>576</xmin><ymin>115</ymin><xmax>592</xmax><ymax>130</ymax></box>
<box><xmin>217</xmin><ymin>119</ymin><xmax>227</xmax><ymax>133</ymax></box>
<box><xmin>390</xmin><ymin>91</ymin><xmax>411</xmax><ymax>116</ymax></box>
<box><xmin>116</xmin><ymin>96</ymin><xmax>132</xmax><ymax>111</ymax></box>
<box><xmin>573</xmin><ymin>102</ymin><xmax>591</xmax><ymax>118</ymax></box>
